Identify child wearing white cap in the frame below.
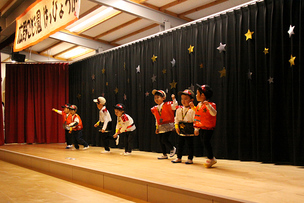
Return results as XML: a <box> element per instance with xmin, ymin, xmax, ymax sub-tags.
<box><xmin>151</xmin><ymin>89</ymin><xmax>177</xmax><ymax>159</ymax></box>
<box><xmin>93</xmin><ymin>97</ymin><xmax>113</xmax><ymax>153</ymax></box>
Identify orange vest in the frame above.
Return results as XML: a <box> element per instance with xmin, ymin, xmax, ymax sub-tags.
<box><xmin>151</xmin><ymin>101</ymin><xmax>175</xmax><ymax>125</ymax></box>
<box><xmin>72</xmin><ymin>114</ymin><xmax>83</xmax><ymax>131</ymax></box>
<box><xmin>193</xmin><ymin>102</ymin><xmax>216</xmax><ymax>130</ymax></box>
<box><xmin>62</xmin><ymin>112</ymin><xmax>72</xmax><ymax>125</ymax></box>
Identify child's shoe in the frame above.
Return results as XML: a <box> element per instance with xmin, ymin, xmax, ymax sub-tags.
<box><xmin>171</xmin><ymin>158</ymin><xmax>181</xmax><ymax>163</ymax></box>
<box><xmin>204</xmin><ymin>158</ymin><xmax>217</xmax><ymax>168</ymax></box>
<box><xmin>65</xmin><ymin>145</ymin><xmax>73</xmax><ymax>149</ymax></box>
<box><xmin>115</xmin><ymin>135</ymin><xmax>120</xmax><ymax>145</ymax></box>
<box><xmin>185</xmin><ymin>159</ymin><xmax>193</xmax><ymax>164</ymax></box>
<box><xmin>124</xmin><ymin>152</ymin><xmax>131</xmax><ymax>156</ymax></box>
<box><xmin>83</xmin><ymin>146</ymin><xmax>90</xmax><ymax>150</ymax></box>
<box><xmin>169</xmin><ymin>146</ymin><xmax>176</xmax><ymax>157</ymax></box>
<box><xmin>158</xmin><ymin>155</ymin><xmax>168</xmax><ymax>159</ymax></box>
<box><xmin>101</xmin><ymin>150</ymin><xmax>110</xmax><ymax>154</ymax></box>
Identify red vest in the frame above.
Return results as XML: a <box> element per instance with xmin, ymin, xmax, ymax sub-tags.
<box><xmin>62</xmin><ymin>112</ymin><xmax>72</xmax><ymax>125</ymax></box>
<box><xmin>72</xmin><ymin>114</ymin><xmax>83</xmax><ymax>131</ymax></box>
<box><xmin>193</xmin><ymin>102</ymin><xmax>216</xmax><ymax>130</ymax></box>
<box><xmin>151</xmin><ymin>101</ymin><xmax>175</xmax><ymax>125</ymax></box>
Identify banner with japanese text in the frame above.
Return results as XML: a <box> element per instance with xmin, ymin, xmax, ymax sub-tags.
<box><xmin>14</xmin><ymin>0</ymin><xmax>81</xmax><ymax>52</ymax></box>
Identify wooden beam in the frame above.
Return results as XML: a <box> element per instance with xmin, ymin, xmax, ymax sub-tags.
<box><xmin>79</xmin><ymin>5</ymin><xmax>102</xmax><ymax>18</ymax></box>
<box><xmin>38</xmin><ymin>41</ymin><xmax>63</xmax><ymax>54</ymax></box>
<box><xmin>94</xmin><ymin>17</ymin><xmax>141</xmax><ymax>39</ymax></box>
<box><xmin>159</xmin><ymin>0</ymin><xmax>188</xmax><ymax>11</ymax></box>
<box><xmin>110</xmin><ymin>23</ymin><xmax>158</xmax><ymax>44</ymax></box>
<box><xmin>179</xmin><ymin>0</ymin><xmax>228</xmax><ymax>17</ymax></box>
<box><xmin>53</xmin><ymin>45</ymin><xmax>78</xmax><ymax>58</ymax></box>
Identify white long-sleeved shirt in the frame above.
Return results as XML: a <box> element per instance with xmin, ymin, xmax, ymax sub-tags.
<box><xmin>97</xmin><ymin>106</ymin><xmax>112</xmax><ymax>131</ymax></box>
<box><xmin>116</xmin><ymin>113</ymin><xmax>136</xmax><ymax>133</ymax></box>
<box><xmin>174</xmin><ymin>106</ymin><xmax>195</xmax><ymax>125</ymax></box>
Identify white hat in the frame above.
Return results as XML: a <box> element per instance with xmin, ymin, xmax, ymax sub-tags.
<box><xmin>152</xmin><ymin>89</ymin><xmax>166</xmax><ymax>98</ymax></box>
<box><xmin>93</xmin><ymin>97</ymin><xmax>106</xmax><ymax>105</ymax></box>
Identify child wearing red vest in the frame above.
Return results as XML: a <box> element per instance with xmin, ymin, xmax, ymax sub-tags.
<box><xmin>192</xmin><ymin>84</ymin><xmax>217</xmax><ymax>168</ymax></box>
<box><xmin>68</xmin><ymin>105</ymin><xmax>89</xmax><ymax>150</ymax></box>
<box><xmin>52</xmin><ymin>103</ymin><xmax>73</xmax><ymax>149</ymax></box>
<box><xmin>151</xmin><ymin>89</ymin><xmax>177</xmax><ymax>159</ymax></box>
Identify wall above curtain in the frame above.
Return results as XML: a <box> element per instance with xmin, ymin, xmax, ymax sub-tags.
<box><xmin>69</xmin><ymin>0</ymin><xmax>304</xmax><ymax>166</ymax></box>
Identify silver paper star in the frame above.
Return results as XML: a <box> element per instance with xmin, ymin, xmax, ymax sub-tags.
<box><xmin>217</xmin><ymin>42</ymin><xmax>226</xmax><ymax>53</ymax></box>
<box><xmin>136</xmin><ymin>65</ymin><xmax>140</xmax><ymax>73</ymax></box>
<box><xmin>171</xmin><ymin>58</ymin><xmax>176</xmax><ymax>67</ymax></box>
<box><xmin>188</xmin><ymin>84</ymin><xmax>195</xmax><ymax>92</ymax></box>
<box><xmin>248</xmin><ymin>70</ymin><xmax>252</xmax><ymax>80</ymax></box>
<box><xmin>151</xmin><ymin>74</ymin><xmax>157</xmax><ymax>83</ymax></box>
<box><xmin>288</xmin><ymin>25</ymin><xmax>295</xmax><ymax>38</ymax></box>
<box><xmin>145</xmin><ymin>92</ymin><xmax>150</xmax><ymax>97</ymax></box>
<box><xmin>268</xmin><ymin>77</ymin><xmax>274</xmax><ymax>84</ymax></box>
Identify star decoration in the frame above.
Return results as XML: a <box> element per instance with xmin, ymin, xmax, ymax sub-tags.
<box><xmin>106</xmin><ymin>82</ymin><xmax>109</xmax><ymax>86</ymax></box>
<box><xmin>114</xmin><ymin>87</ymin><xmax>118</xmax><ymax>94</ymax></box>
<box><xmin>136</xmin><ymin>65</ymin><xmax>140</xmax><ymax>73</ymax></box>
<box><xmin>92</xmin><ymin>89</ymin><xmax>95</xmax><ymax>93</ymax></box>
<box><xmin>200</xmin><ymin>63</ymin><xmax>203</xmax><ymax>68</ymax></box>
<box><xmin>171</xmin><ymin>58</ymin><xmax>176</xmax><ymax>67</ymax></box>
<box><xmin>102</xmin><ymin>68</ymin><xmax>105</xmax><ymax>74</ymax></box>
<box><xmin>245</xmin><ymin>29</ymin><xmax>254</xmax><ymax>41</ymax></box>
<box><xmin>77</xmin><ymin>94</ymin><xmax>81</xmax><ymax>99</ymax></box>
<box><xmin>151</xmin><ymin>74</ymin><xmax>157</xmax><ymax>83</ymax></box>
<box><xmin>188</xmin><ymin>45</ymin><xmax>194</xmax><ymax>53</ymax></box>
<box><xmin>263</xmin><ymin>48</ymin><xmax>269</xmax><ymax>55</ymax></box>
<box><xmin>128</xmin><ymin>78</ymin><xmax>130</xmax><ymax>83</ymax></box>
<box><xmin>162</xmin><ymin>69</ymin><xmax>167</xmax><ymax>74</ymax></box>
<box><xmin>91</xmin><ymin>74</ymin><xmax>95</xmax><ymax>80</ymax></box>
<box><xmin>289</xmin><ymin>55</ymin><xmax>296</xmax><ymax>67</ymax></box>
<box><xmin>217</xmin><ymin>42</ymin><xmax>226</xmax><ymax>53</ymax></box>
<box><xmin>248</xmin><ymin>70</ymin><xmax>253</xmax><ymax>80</ymax></box>
<box><xmin>268</xmin><ymin>77</ymin><xmax>274</xmax><ymax>84</ymax></box>
<box><xmin>166</xmin><ymin>89</ymin><xmax>169</xmax><ymax>93</ymax></box>
<box><xmin>288</xmin><ymin>25</ymin><xmax>295</xmax><ymax>38</ymax></box>
<box><xmin>170</xmin><ymin>80</ymin><xmax>177</xmax><ymax>89</ymax></box>
<box><xmin>188</xmin><ymin>84</ymin><xmax>195</xmax><ymax>92</ymax></box>
<box><xmin>145</xmin><ymin>92</ymin><xmax>150</xmax><ymax>97</ymax></box>
<box><xmin>124</xmin><ymin>94</ymin><xmax>127</xmax><ymax>100</ymax></box>
<box><xmin>151</xmin><ymin>55</ymin><xmax>157</xmax><ymax>62</ymax></box>
<box><xmin>219</xmin><ymin>67</ymin><xmax>226</xmax><ymax>78</ymax></box>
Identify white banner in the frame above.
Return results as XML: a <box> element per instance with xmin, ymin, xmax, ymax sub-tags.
<box><xmin>14</xmin><ymin>0</ymin><xmax>81</xmax><ymax>52</ymax></box>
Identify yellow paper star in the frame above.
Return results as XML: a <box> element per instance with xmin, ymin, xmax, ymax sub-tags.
<box><xmin>170</xmin><ymin>80</ymin><xmax>177</xmax><ymax>89</ymax></box>
<box><xmin>102</xmin><ymin>68</ymin><xmax>105</xmax><ymax>74</ymax></box>
<box><xmin>289</xmin><ymin>55</ymin><xmax>296</xmax><ymax>67</ymax></box>
<box><xmin>188</xmin><ymin>45</ymin><xmax>194</xmax><ymax>53</ymax></box>
<box><xmin>106</xmin><ymin>82</ymin><xmax>108</xmax><ymax>86</ymax></box>
<box><xmin>162</xmin><ymin>69</ymin><xmax>167</xmax><ymax>74</ymax></box>
<box><xmin>200</xmin><ymin>63</ymin><xmax>203</xmax><ymax>68</ymax></box>
<box><xmin>77</xmin><ymin>94</ymin><xmax>81</xmax><ymax>99</ymax></box>
<box><xmin>92</xmin><ymin>89</ymin><xmax>95</xmax><ymax>94</ymax></box>
<box><xmin>245</xmin><ymin>29</ymin><xmax>254</xmax><ymax>41</ymax></box>
<box><xmin>263</xmin><ymin>48</ymin><xmax>269</xmax><ymax>55</ymax></box>
<box><xmin>151</xmin><ymin>55</ymin><xmax>157</xmax><ymax>62</ymax></box>
<box><xmin>114</xmin><ymin>87</ymin><xmax>119</xmax><ymax>94</ymax></box>
<box><xmin>219</xmin><ymin>67</ymin><xmax>226</xmax><ymax>78</ymax></box>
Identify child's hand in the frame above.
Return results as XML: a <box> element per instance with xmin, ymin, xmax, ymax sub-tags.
<box><xmin>189</xmin><ymin>102</ymin><xmax>194</xmax><ymax>108</ymax></box>
<box><xmin>52</xmin><ymin>108</ymin><xmax>55</xmax><ymax>111</ymax></box>
<box><xmin>113</xmin><ymin>134</ymin><xmax>118</xmax><ymax>138</ymax></box>
<box><xmin>94</xmin><ymin>124</ymin><xmax>98</xmax><ymax>128</ymax></box>
<box><xmin>171</xmin><ymin>94</ymin><xmax>175</xmax><ymax>100</ymax></box>
<box><xmin>203</xmin><ymin>101</ymin><xmax>209</xmax><ymax>105</ymax></box>
<box><xmin>101</xmin><ymin>129</ymin><xmax>105</xmax><ymax>133</ymax></box>
<box><xmin>194</xmin><ymin>128</ymin><xmax>199</xmax><ymax>136</ymax></box>
<box><xmin>155</xmin><ymin>129</ymin><xmax>159</xmax><ymax>134</ymax></box>
<box><xmin>176</xmin><ymin>128</ymin><xmax>180</xmax><ymax>135</ymax></box>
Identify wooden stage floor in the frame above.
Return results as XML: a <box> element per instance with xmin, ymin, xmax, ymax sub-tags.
<box><xmin>0</xmin><ymin>143</ymin><xmax>304</xmax><ymax>203</ymax></box>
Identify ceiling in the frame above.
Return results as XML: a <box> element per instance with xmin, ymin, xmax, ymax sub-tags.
<box><xmin>0</xmin><ymin>0</ymin><xmax>253</xmax><ymax>63</ymax></box>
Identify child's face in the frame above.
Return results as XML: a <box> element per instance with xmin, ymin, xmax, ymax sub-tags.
<box><xmin>63</xmin><ymin>107</ymin><xmax>69</xmax><ymax>114</ymax></box>
<box><xmin>181</xmin><ymin>95</ymin><xmax>193</xmax><ymax>107</ymax></box>
<box><xmin>154</xmin><ymin>95</ymin><xmax>165</xmax><ymax>105</ymax></box>
<box><xmin>196</xmin><ymin>90</ymin><xmax>206</xmax><ymax>102</ymax></box>
<box><xmin>70</xmin><ymin>109</ymin><xmax>76</xmax><ymax>115</ymax></box>
<box><xmin>96</xmin><ymin>103</ymin><xmax>103</xmax><ymax>110</ymax></box>
<box><xmin>114</xmin><ymin>109</ymin><xmax>124</xmax><ymax>117</ymax></box>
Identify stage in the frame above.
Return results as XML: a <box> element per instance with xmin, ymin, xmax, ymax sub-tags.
<box><xmin>0</xmin><ymin>144</ymin><xmax>303</xmax><ymax>202</ymax></box>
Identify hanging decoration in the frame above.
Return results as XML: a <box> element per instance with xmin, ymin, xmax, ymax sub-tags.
<box><xmin>289</xmin><ymin>55</ymin><xmax>296</xmax><ymax>67</ymax></box>
<box><xmin>263</xmin><ymin>48</ymin><xmax>269</xmax><ymax>55</ymax></box>
<box><xmin>151</xmin><ymin>55</ymin><xmax>157</xmax><ymax>62</ymax></box>
<box><xmin>151</xmin><ymin>74</ymin><xmax>157</xmax><ymax>83</ymax></box>
<box><xmin>219</xmin><ymin>67</ymin><xmax>226</xmax><ymax>78</ymax></box>
<box><xmin>170</xmin><ymin>80</ymin><xmax>177</xmax><ymax>89</ymax></box>
<box><xmin>171</xmin><ymin>58</ymin><xmax>176</xmax><ymax>67</ymax></box>
<box><xmin>268</xmin><ymin>77</ymin><xmax>274</xmax><ymax>84</ymax></box>
<box><xmin>136</xmin><ymin>65</ymin><xmax>140</xmax><ymax>73</ymax></box>
<box><xmin>288</xmin><ymin>25</ymin><xmax>295</xmax><ymax>38</ymax></box>
<box><xmin>188</xmin><ymin>45</ymin><xmax>194</xmax><ymax>53</ymax></box>
<box><xmin>217</xmin><ymin>42</ymin><xmax>226</xmax><ymax>53</ymax></box>
<box><xmin>245</xmin><ymin>29</ymin><xmax>254</xmax><ymax>40</ymax></box>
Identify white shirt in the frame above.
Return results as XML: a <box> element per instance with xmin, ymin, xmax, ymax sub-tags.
<box><xmin>116</xmin><ymin>113</ymin><xmax>136</xmax><ymax>133</ymax></box>
<box><xmin>174</xmin><ymin>106</ymin><xmax>195</xmax><ymax>125</ymax></box>
<box><xmin>98</xmin><ymin>106</ymin><xmax>112</xmax><ymax>131</ymax></box>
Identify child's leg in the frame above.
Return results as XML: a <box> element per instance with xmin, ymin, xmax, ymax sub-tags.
<box><xmin>185</xmin><ymin>136</ymin><xmax>194</xmax><ymax>160</ymax></box>
<box><xmin>101</xmin><ymin>132</ymin><xmax>110</xmax><ymax>151</ymax></box>
<box><xmin>200</xmin><ymin>130</ymin><xmax>214</xmax><ymax>159</ymax></box>
<box><xmin>159</xmin><ymin>133</ymin><xmax>167</xmax><ymax>155</ymax></box>
<box><xmin>161</xmin><ymin>131</ymin><xmax>173</xmax><ymax>151</ymax></box>
<box><xmin>177</xmin><ymin>136</ymin><xmax>185</xmax><ymax>159</ymax></box>
<box><xmin>76</xmin><ymin>130</ymin><xmax>89</xmax><ymax>147</ymax></box>
<box><xmin>126</xmin><ymin>131</ymin><xmax>134</xmax><ymax>153</ymax></box>
<box><xmin>123</xmin><ymin>133</ymin><xmax>129</xmax><ymax>152</ymax></box>
<box><xmin>72</xmin><ymin>132</ymin><xmax>79</xmax><ymax>149</ymax></box>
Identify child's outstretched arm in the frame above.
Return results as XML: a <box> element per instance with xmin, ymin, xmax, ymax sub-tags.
<box><xmin>52</xmin><ymin>108</ymin><xmax>62</xmax><ymax>115</ymax></box>
<box><xmin>171</xmin><ymin>94</ymin><xmax>178</xmax><ymax>110</ymax></box>
<box><xmin>203</xmin><ymin>101</ymin><xmax>217</xmax><ymax>116</ymax></box>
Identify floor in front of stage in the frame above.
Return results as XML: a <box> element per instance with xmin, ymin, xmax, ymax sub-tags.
<box><xmin>0</xmin><ymin>143</ymin><xmax>304</xmax><ymax>203</ymax></box>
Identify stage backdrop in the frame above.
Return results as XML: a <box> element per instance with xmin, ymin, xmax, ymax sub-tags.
<box><xmin>69</xmin><ymin>0</ymin><xmax>304</xmax><ymax>166</ymax></box>
<box><xmin>5</xmin><ymin>63</ymin><xmax>69</xmax><ymax>144</ymax></box>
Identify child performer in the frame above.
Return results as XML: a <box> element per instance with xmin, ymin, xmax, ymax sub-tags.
<box><xmin>68</xmin><ymin>105</ymin><xmax>89</xmax><ymax>150</ymax></box>
<box><xmin>172</xmin><ymin>89</ymin><xmax>196</xmax><ymax>164</ymax></box>
<box><xmin>93</xmin><ymin>97</ymin><xmax>113</xmax><ymax>153</ymax></box>
<box><xmin>192</xmin><ymin>84</ymin><xmax>217</xmax><ymax>168</ymax></box>
<box><xmin>52</xmin><ymin>104</ymin><xmax>73</xmax><ymax>149</ymax></box>
<box><xmin>151</xmin><ymin>89</ymin><xmax>177</xmax><ymax>159</ymax></box>
<box><xmin>112</xmin><ymin>103</ymin><xmax>136</xmax><ymax>155</ymax></box>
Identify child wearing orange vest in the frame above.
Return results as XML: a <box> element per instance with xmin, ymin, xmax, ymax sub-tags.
<box><xmin>52</xmin><ymin>104</ymin><xmax>73</xmax><ymax>149</ymax></box>
<box><xmin>68</xmin><ymin>105</ymin><xmax>89</xmax><ymax>150</ymax></box>
<box><xmin>192</xmin><ymin>84</ymin><xmax>217</xmax><ymax>168</ymax></box>
<box><xmin>151</xmin><ymin>89</ymin><xmax>177</xmax><ymax>159</ymax></box>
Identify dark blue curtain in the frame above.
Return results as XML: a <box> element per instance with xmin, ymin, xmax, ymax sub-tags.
<box><xmin>69</xmin><ymin>0</ymin><xmax>304</xmax><ymax>166</ymax></box>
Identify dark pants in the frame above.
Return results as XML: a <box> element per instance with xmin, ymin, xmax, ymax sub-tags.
<box><xmin>65</xmin><ymin>130</ymin><xmax>73</xmax><ymax>145</ymax></box>
<box><xmin>159</xmin><ymin>131</ymin><xmax>174</xmax><ymax>156</ymax></box>
<box><xmin>177</xmin><ymin>136</ymin><xmax>194</xmax><ymax>160</ymax></box>
<box><xmin>99</xmin><ymin>131</ymin><xmax>115</xmax><ymax>151</ymax></box>
<box><xmin>199</xmin><ymin>130</ymin><xmax>214</xmax><ymax>159</ymax></box>
<box><xmin>72</xmin><ymin>130</ymin><xmax>89</xmax><ymax>149</ymax></box>
<box><xmin>122</xmin><ymin>131</ymin><xmax>134</xmax><ymax>153</ymax></box>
